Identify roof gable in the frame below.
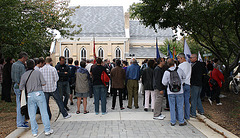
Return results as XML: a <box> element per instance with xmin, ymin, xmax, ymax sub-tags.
<box><xmin>69</xmin><ymin>6</ymin><xmax>125</xmax><ymax>37</ymax></box>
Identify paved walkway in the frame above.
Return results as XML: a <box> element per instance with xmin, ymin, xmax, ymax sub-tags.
<box><xmin>19</xmin><ymin>92</ymin><xmax>224</xmax><ymax>138</ymax></box>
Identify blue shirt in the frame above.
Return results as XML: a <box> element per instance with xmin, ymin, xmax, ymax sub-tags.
<box><xmin>126</xmin><ymin>63</ymin><xmax>140</xmax><ymax>80</ymax></box>
<box><xmin>11</xmin><ymin>60</ymin><xmax>26</xmax><ymax>84</ymax></box>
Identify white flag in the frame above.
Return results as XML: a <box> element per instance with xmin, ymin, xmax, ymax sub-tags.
<box><xmin>184</xmin><ymin>39</ymin><xmax>191</xmax><ymax>63</ymax></box>
<box><xmin>198</xmin><ymin>51</ymin><xmax>203</xmax><ymax>62</ymax></box>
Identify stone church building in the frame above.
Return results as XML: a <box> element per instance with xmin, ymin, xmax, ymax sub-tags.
<box><xmin>50</xmin><ymin>6</ymin><xmax>173</xmax><ymax>65</ymax></box>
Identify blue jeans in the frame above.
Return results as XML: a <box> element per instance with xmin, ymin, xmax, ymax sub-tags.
<box><xmin>168</xmin><ymin>94</ymin><xmax>184</xmax><ymax>124</ymax></box>
<box><xmin>44</xmin><ymin>88</ymin><xmax>68</xmax><ymax>119</ymax></box>
<box><xmin>183</xmin><ymin>84</ymin><xmax>190</xmax><ymax>120</ymax></box>
<box><xmin>28</xmin><ymin>91</ymin><xmax>50</xmax><ymax>134</ymax></box>
<box><xmin>93</xmin><ymin>85</ymin><xmax>107</xmax><ymax>113</ymax></box>
<box><xmin>57</xmin><ymin>81</ymin><xmax>70</xmax><ymax>107</ymax></box>
<box><xmin>13</xmin><ymin>83</ymin><xmax>25</xmax><ymax>127</ymax></box>
<box><xmin>190</xmin><ymin>86</ymin><xmax>204</xmax><ymax>116</ymax></box>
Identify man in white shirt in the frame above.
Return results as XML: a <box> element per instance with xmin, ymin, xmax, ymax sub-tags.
<box><xmin>85</xmin><ymin>59</ymin><xmax>94</xmax><ymax>98</ymax></box>
<box><xmin>162</xmin><ymin>58</ymin><xmax>186</xmax><ymax>126</ymax></box>
<box><xmin>40</xmin><ymin>57</ymin><xmax>71</xmax><ymax>120</ymax></box>
<box><xmin>177</xmin><ymin>53</ymin><xmax>192</xmax><ymax>120</ymax></box>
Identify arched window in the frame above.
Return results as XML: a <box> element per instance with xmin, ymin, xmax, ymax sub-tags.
<box><xmin>80</xmin><ymin>47</ymin><xmax>87</xmax><ymax>61</ymax></box>
<box><xmin>63</xmin><ymin>47</ymin><xmax>70</xmax><ymax>63</ymax></box>
<box><xmin>98</xmin><ymin>47</ymin><xmax>104</xmax><ymax>59</ymax></box>
<box><xmin>115</xmin><ymin>47</ymin><xmax>121</xmax><ymax>59</ymax></box>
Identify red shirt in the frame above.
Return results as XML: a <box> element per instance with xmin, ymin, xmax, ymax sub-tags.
<box><xmin>209</xmin><ymin>68</ymin><xmax>225</xmax><ymax>88</ymax></box>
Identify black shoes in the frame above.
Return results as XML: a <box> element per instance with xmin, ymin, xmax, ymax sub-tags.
<box><xmin>135</xmin><ymin>106</ymin><xmax>139</xmax><ymax>109</ymax></box>
<box><xmin>144</xmin><ymin>108</ymin><xmax>148</xmax><ymax>112</ymax></box>
<box><xmin>127</xmin><ymin>106</ymin><xmax>132</xmax><ymax>109</ymax></box>
<box><xmin>65</xmin><ymin>106</ymin><xmax>70</xmax><ymax>111</ymax></box>
<box><xmin>179</xmin><ymin>122</ymin><xmax>187</xmax><ymax>126</ymax></box>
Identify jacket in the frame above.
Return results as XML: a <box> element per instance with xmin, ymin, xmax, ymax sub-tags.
<box><xmin>126</xmin><ymin>63</ymin><xmax>140</xmax><ymax>80</ymax></box>
<box><xmin>75</xmin><ymin>67</ymin><xmax>90</xmax><ymax>93</ymax></box>
<box><xmin>55</xmin><ymin>63</ymin><xmax>70</xmax><ymax>82</ymax></box>
<box><xmin>153</xmin><ymin>66</ymin><xmax>165</xmax><ymax>91</ymax></box>
<box><xmin>209</xmin><ymin>68</ymin><xmax>225</xmax><ymax>88</ymax></box>
<box><xmin>190</xmin><ymin>61</ymin><xmax>205</xmax><ymax>86</ymax></box>
<box><xmin>142</xmin><ymin>67</ymin><xmax>154</xmax><ymax>90</ymax></box>
<box><xmin>110</xmin><ymin>66</ymin><xmax>126</xmax><ymax>89</ymax></box>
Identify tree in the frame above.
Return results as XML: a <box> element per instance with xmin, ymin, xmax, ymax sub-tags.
<box><xmin>130</xmin><ymin>0</ymin><xmax>240</xmax><ymax>84</ymax></box>
<box><xmin>0</xmin><ymin>0</ymin><xmax>81</xmax><ymax>59</ymax></box>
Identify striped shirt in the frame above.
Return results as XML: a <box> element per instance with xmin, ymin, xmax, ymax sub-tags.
<box><xmin>40</xmin><ymin>64</ymin><xmax>59</xmax><ymax>92</ymax></box>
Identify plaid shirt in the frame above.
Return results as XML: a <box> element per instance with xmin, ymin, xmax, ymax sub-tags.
<box><xmin>11</xmin><ymin>60</ymin><xmax>26</xmax><ymax>84</ymax></box>
<box><xmin>40</xmin><ymin>64</ymin><xmax>59</xmax><ymax>92</ymax></box>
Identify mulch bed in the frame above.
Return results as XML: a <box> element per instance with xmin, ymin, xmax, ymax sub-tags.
<box><xmin>202</xmin><ymin>91</ymin><xmax>240</xmax><ymax>137</ymax></box>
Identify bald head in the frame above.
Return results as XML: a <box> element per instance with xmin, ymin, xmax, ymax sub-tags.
<box><xmin>130</xmin><ymin>58</ymin><xmax>137</xmax><ymax>64</ymax></box>
<box><xmin>167</xmin><ymin>58</ymin><xmax>175</xmax><ymax>67</ymax></box>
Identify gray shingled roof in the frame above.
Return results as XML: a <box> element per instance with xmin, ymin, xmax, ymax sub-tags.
<box><xmin>126</xmin><ymin>47</ymin><xmax>166</xmax><ymax>58</ymax></box>
<box><xmin>69</xmin><ymin>6</ymin><xmax>125</xmax><ymax>37</ymax></box>
<box><xmin>130</xmin><ymin>21</ymin><xmax>173</xmax><ymax>40</ymax></box>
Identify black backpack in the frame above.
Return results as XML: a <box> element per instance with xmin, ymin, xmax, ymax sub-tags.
<box><xmin>167</xmin><ymin>67</ymin><xmax>181</xmax><ymax>92</ymax></box>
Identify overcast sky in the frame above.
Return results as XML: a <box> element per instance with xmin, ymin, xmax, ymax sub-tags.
<box><xmin>69</xmin><ymin>0</ymin><xmax>141</xmax><ymax>12</ymax></box>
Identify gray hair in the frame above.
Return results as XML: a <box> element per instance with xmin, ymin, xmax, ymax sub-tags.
<box><xmin>177</xmin><ymin>53</ymin><xmax>185</xmax><ymax>59</ymax></box>
<box><xmin>130</xmin><ymin>58</ymin><xmax>137</xmax><ymax>64</ymax></box>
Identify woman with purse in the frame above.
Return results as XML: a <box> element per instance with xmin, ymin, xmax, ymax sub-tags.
<box><xmin>19</xmin><ymin>59</ymin><xmax>53</xmax><ymax>137</ymax></box>
<box><xmin>209</xmin><ymin>63</ymin><xmax>225</xmax><ymax>105</ymax></box>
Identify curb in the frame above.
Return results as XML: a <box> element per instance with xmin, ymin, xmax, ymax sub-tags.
<box><xmin>6</xmin><ymin>98</ymin><xmax>59</xmax><ymax>138</ymax></box>
<box><xmin>196</xmin><ymin>113</ymin><xmax>238</xmax><ymax>138</ymax></box>
<box><xmin>6</xmin><ymin>115</ymin><xmax>41</xmax><ymax>138</ymax></box>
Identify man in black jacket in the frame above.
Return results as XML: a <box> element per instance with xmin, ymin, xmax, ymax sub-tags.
<box><xmin>55</xmin><ymin>56</ymin><xmax>71</xmax><ymax>111</ymax></box>
<box><xmin>153</xmin><ymin>58</ymin><xmax>166</xmax><ymax>120</ymax></box>
<box><xmin>190</xmin><ymin>54</ymin><xmax>205</xmax><ymax>117</ymax></box>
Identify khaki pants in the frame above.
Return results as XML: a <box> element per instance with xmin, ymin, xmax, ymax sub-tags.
<box><xmin>154</xmin><ymin>89</ymin><xmax>164</xmax><ymax>117</ymax></box>
<box><xmin>127</xmin><ymin>80</ymin><xmax>139</xmax><ymax>108</ymax></box>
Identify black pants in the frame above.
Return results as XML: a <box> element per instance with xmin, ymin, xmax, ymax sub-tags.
<box><xmin>112</xmin><ymin>88</ymin><xmax>123</xmax><ymax>108</ymax></box>
<box><xmin>211</xmin><ymin>86</ymin><xmax>221</xmax><ymax>103</ymax></box>
<box><xmin>1</xmin><ymin>82</ymin><xmax>12</xmax><ymax>102</ymax></box>
<box><xmin>44</xmin><ymin>89</ymin><xmax>68</xmax><ymax>120</ymax></box>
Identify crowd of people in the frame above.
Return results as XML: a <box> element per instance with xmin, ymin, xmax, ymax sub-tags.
<box><xmin>0</xmin><ymin>51</ymin><xmax>226</xmax><ymax>136</ymax></box>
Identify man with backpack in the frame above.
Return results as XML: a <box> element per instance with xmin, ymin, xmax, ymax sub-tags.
<box><xmin>162</xmin><ymin>58</ymin><xmax>186</xmax><ymax>126</ymax></box>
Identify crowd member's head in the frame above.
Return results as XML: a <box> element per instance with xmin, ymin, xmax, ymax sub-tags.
<box><xmin>26</xmin><ymin>59</ymin><xmax>35</xmax><ymax>70</ymax></box>
<box><xmin>80</xmin><ymin>61</ymin><xmax>86</xmax><ymax>68</ymax></box>
<box><xmin>167</xmin><ymin>58</ymin><xmax>175</xmax><ymax>67</ymax></box>
<box><xmin>157</xmin><ymin>58</ymin><xmax>165</xmax><ymax>67</ymax></box>
<box><xmin>112</xmin><ymin>58</ymin><xmax>116</xmax><ymax>63</ymax></box>
<box><xmin>5</xmin><ymin>57</ymin><xmax>13</xmax><ymax>64</ymax></box>
<box><xmin>96</xmin><ymin>57</ymin><xmax>102</xmax><ymax>65</ymax></box>
<box><xmin>116</xmin><ymin>59</ymin><xmax>121</xmax><ymax>67</ymax></box>
<box><xmin>68</xmin><ymin>58</ymin><xmax>73</xmax><ymax>65</ymax></box>
<box><xmin>130</xmin><ymin>58</ymin><xmax>137</xmax><ymax>64</ymax></box>
<box><xmin>74</xmin><ymin>60</ymin><xmax>79</xmax><ymax>66</ymax></box>
<box><xmin>190</xmin><ymin>54</ymin><xmax>197</xmax><ymax>63</ymax></box>
<box><xmin>45</xmin><ymin>57</ymin><xmax>52</xmax><ymax>64</ymax></box>
<box><xmin>33</xmin><ymin>58</ymin><xmax>39</xmax><ymax>66</ymax></box>
<box><xmin>90</xmin><ymin>59</ymin><xmax>94</xmax><ymax>64</ymax></box>
<box><xmin>177</xmin><ymin>53</ymin><xmax>186</xmax><ymax>63</ymax></box>
<box><xmin>59</xmin><ymin>56</ymin><xmax>65</xmax><ymax>65</ymax></box>
<box><xmin>147</xmin><ymin>59</ymin><xmax>155</xmax><ymax>69</ymax></box>
<box><xmin>122</xmin><ymin>61</ymin><xmax>128</xmax><ymax>67</ymax></box>
<box><xmin>144</xmin><ymin>59</ymin><xmax>148</xmax><ymax>64</ymax></box>
<box><xmin>37</xmin><ymin>57</ymin><xmax>45</xmax><ymax>67</ymax></box>
<box><xmin>18</xmin><ymin>52</ymin><xmax>29</xmax><ymax>63</ymax></box>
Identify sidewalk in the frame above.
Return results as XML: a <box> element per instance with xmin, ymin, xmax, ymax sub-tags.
<box><xmin>17</xmin><ymin>93</ymin><xmax>227</xmax><ymax>138</ymax></box>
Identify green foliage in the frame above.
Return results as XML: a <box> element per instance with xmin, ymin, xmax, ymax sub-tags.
<box><xmin>0</xmin><ymin>0</ymin><xmax>81</xmax><ymax>59</ymax></box>
<box><xmin>130</xmin><ymin>0</ymin><xmax>240</xmax><ymax>79</ymax></box>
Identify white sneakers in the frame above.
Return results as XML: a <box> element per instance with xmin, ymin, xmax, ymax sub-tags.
<box><xmin>33</xmin><ymin>134</ymin><xmax>37</xmax><ymax>137</ymax></box>
<box><xmin>64</xmin><ymin>114</ymin><xmax>71</xmax><ymax>119</ymax></box>
<box><xmin>153</xmin><ymin>114</ymin><xmax>166</xmax><ymax>120</ymax></box>
<box><xmin>45</xmin><ymin>129</ymin><xmax>54</xmax><ymax>136</ymax></box>
<box><xmin>216</xmin><ymin>103</ymin><xmax>222</xmax><ymax>106</ymax></box>
<box><xmin>208</xmin><ymin>98</ymin><xmax>213</xmax><ymax>105</ymax></box>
